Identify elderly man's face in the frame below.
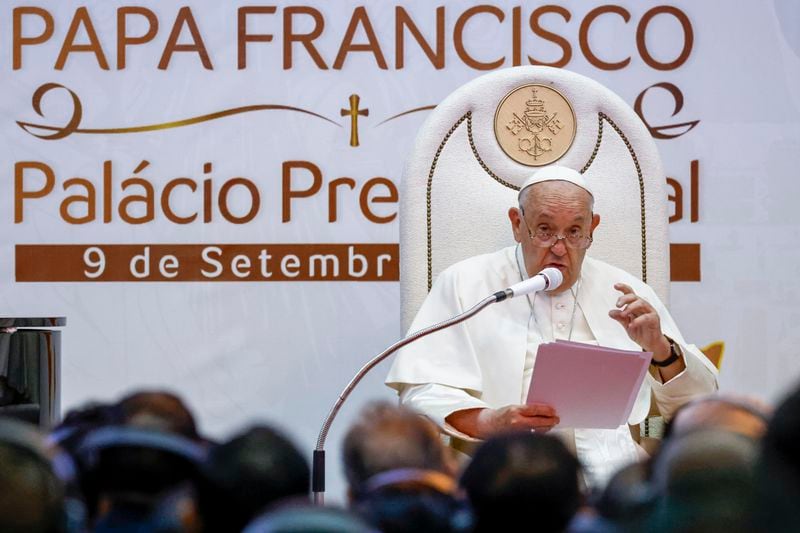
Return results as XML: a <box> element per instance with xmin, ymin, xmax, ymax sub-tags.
<box><xmin>508</xmin><ymin>181</ymin><xmax>600</xmax><ymax>294</ymax></box>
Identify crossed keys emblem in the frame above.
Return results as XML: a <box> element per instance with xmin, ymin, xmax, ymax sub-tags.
<box><xmin>505</xmin><ymin>88</ymin><xmax>565</xmax><ymax>161</ymax></box>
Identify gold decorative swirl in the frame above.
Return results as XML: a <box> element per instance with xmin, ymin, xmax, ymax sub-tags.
<box><xmin>17</xmin><ymin>83</ymin><xmax>341</xmax><ymax>140</ymax></box>
<box><xmin>376</xmin><ymin>105</ymin><xmax>437</xmax><ymax>126</ymax></box>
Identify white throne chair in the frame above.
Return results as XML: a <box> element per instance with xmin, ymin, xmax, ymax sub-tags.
<box><xmin>399</xmin><ymin>66</ymin><xmax>670</xmax><ymax>439</ymax></box>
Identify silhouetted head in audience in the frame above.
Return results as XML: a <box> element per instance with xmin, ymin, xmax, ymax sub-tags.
<box><xmin>198</xmin><ymin>425</ymin><xmax>310</xmax><ymax>532</ymax></box>
<box><xmin>243</xmin><ymin>502</ymin><xmax>373</xmax><ymax>533</ymax></box>
<box><xmin>49</xmin><ymin>401</ymin><xmax>119</xmax><ymax>458</ymax></box>
<box><xmin>648</xmin><ymin>428</ymin><xmax>758</xmax><ymax>533</ymax></box>
<box><xmin>353</xmin><ymin>468</ymin><xmax>472</xmax><ymax>533</ymax></box>
<box><xmin>342</xmin><ymin>402</ymin><xmax>467</xmax><ymax>532</ymax></box>
<box><xmin>342</xmin><ymin>402</ymin><xmax>456</xmax><ymax>496</ymax></box>
<box><xmin>753</xmin><ymin>384</ymin><xmax>800</xmax><ymax>532</ymax></box>
<box><xmin>117</xmin><ymin>390</ymin><xmax>200</xmax><ymax>441</ymax></box>
<box><xmin>49</xmin><ymin>392</ymin><xmax>206</xmax><ymax>530</ymax></box>
<box><xmin>587</xmin><ymin>461</ymin><xmax>654</xmax><ymax>531</ymax></box>
<box><xmin>665</xmin><ymin>394</ymin><xmax>770</xmax><ymax>441</ymax></box>
<box><xmin>0</xmin><ymin>419</ymin><xmax>66</xmax><ymax>533</ymax></box>
<box><xmin>460</xmin><ymin>431</ymin><xmax>582</xmax><ymax>533</ymax></box>
<box><xmin>76</xmin><ymin>426</ymin><xmax>206</xmax><ymax>530</ymax></box>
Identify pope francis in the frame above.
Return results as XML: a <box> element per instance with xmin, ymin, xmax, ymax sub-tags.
<box><xmin>385</xmin><ymin>165</ymin><xmax>718</xmax><ymax>487</ymax></box>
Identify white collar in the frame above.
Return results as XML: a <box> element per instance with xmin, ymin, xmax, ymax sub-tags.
<box><xmin>514</xmin><ymin>244</ymin><xmax>583</xmax><ymax>341</ymax></box>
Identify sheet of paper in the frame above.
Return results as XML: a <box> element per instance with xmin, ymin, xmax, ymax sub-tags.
<box><xmin>526</xmin><ymin>340</ymin><xmax>651</xmax><ymax>429</ymax></box>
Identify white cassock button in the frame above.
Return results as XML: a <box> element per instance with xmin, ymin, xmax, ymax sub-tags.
<box><xmin>556</xmin><ymin>303</ymin><xmax>565</xmax><ymax>310</ymax></box>
<box><xmin>558</xmin><ymin>322</ymin><xmax>566</xmax><ymax>329</ymax></box>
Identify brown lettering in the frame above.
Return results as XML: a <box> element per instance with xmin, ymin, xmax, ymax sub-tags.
<box><xmin>103</xmin><ymin>161</ymin><xmax>113</xmax><ymax>223</ymax></box>
<box><xmin>395</xmin><ymin>6</ymin><xmax>445</xmax><ymax>69</ymax></box>
<box><xmin>666</xmin><ymin>177</ymin><xmax>682</xmax><ymax>223</ymax></box>
<box><xmin>454</xmin><ymin>5</ymin><xmax>505</xmax><ymax>70</ymax></box>
<box><xmin>360</xmin><ymin>177</ymin><xmax>398</xmax><ymax>224</ymax></box>
<box><xmin>637</xmin><ymin>6</ymin><xmax>693</xmax><ymax>71</ymax></box>
<box><xmin>238</xmin><ymin>6</ymin><xmax>276</xmax><ymax>69</ymax></box>
<box><xmin>61</xmin><ymin>178</ymin><xmax>96</xmax><ymax>224</ymax></box>
<box><xmin>283</xmin><ymin>7</ymin><xmax>328</xmax><ymax>69</ymax></box>
<box><xmin>117</xmin><ymin>7</ymin><xmax>159</xmax><ymax>69</ymax></box>
<box><xmin>162</xmin><ymin>178</ymin><xmax>198</xmax><ymax>224</ymax></box>
<box><xmin>512</xmin><ymin>7</ymin><xmax>521</xmax><ymax>66</ymax></box>
<box><xmin>15</xmin><ymin>161</ymin><xmax>55</xmax><ymax>223</ymax></box>
<box><xmin>203</xmin><ymin>163</ymin><xmax>213</xmax><ymax>223</ymax></box>
<box><xmin>13</xmin><ymin>7</ymin><xmax>54</xmax><ymax>70</ymax></box>
<box><xmin>158</xmin><ymin>7</ymin><xmax>213</xmax><ymax>70</ymax></box>
<box><xmin>119</xmin><ymin>178</ymin><xmax>155</xmax><ymax>224</ymax></box>
<box><xmin>218</xmin><ymin>178</ymin><xmax>260</xmax><ymax>224</ymax></box>
<box><xmin>334</xmin><ymin>6</ymin><xmax>387</xmax><ymax>70</ymax></box>
<box><xmin>202</xmin><ymin>178</ymin><xmax>214</xmax><ymax>223</ymax></box>
<box><xmin>579</xmin><ymin>5</ymin><xmax>630</xmax><ymax>70</ymax></box>
<box><xmin>328</xmin><ymin>177</ymin><xmax>356</xmax><ymax>222</ymax></box>
<box><xmin>282</xmin><ymin>161</ymin><xmax>323</xmax><ymax>222</ymax></box>
<box><xmin>529</xmin><ymin>5</ymin><xmax>572</xmax><ymax>68</ymax></box>
<box><xmin>15</xmin><ymin>244</ymin><xmax>400</xmax><ymax>282</ymax></box>
<box><xmin>55</xmin><ymin>7</ymin><xmax>110</xmax><ymax>70</ymax></box>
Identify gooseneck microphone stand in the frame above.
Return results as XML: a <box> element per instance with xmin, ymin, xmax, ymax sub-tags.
<box><xmin>312</xmin><ymin>289</ymin><xmax>514</xmax><ymax>504</ymax></box>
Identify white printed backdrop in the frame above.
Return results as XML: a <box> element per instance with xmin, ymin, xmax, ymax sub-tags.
<box><xmin>1</xmin><ymin>0</ymin><xmax>799</xmax><ymax>500</ymax></box>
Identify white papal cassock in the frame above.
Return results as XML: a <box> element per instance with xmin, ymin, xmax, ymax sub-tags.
<box><xmin>386</xmin><ymin>245</ymin><xmax>718</xmax><ymax>487</ymax></box>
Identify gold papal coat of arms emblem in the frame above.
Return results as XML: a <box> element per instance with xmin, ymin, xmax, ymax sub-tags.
<box><xmin>494</xmin><ymin>84</ymin><xmax>576</xmax><ymax>167</ymax></box>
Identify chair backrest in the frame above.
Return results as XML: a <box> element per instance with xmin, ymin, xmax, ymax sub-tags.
<box><xmin>400</xmin><ymin>66</ymin><xmax>669</xmax><ymax>331</ymax></box>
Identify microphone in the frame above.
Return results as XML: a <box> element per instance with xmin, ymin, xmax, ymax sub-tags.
<box><xmin>494</xmin><ymin>267</ymin><xmax>563</xmax><ymax>301</ymax></box>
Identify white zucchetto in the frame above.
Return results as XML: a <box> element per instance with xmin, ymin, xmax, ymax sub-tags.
<box><xmin>518</xmin><ymin>165</ymin><xmax>593</xmax><ymax>199</ymax></box>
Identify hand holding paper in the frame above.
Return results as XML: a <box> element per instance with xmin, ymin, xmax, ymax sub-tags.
<box><xmin>526</xmin><ymin>340</ymin><xmax>651</xmax><ymax>429</ymax></box>
<box><xmin>446</xmin><ymin>403</ymin><xmax>559</xmax><ymax>438</ymax></box>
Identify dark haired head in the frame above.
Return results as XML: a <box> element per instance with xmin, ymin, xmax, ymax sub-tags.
<box><xmin>117</xmin><ymin>390</ymin><xmax>199</xmax><ymax>440</ymax></box>
<box><xmin>664</xmin><ymin>394</ymin><xmax>770</xmax><ymax>441</ymax></box>
<box><xmin>460</xmin><ymin>431</ymin><xmax>582</xmax><ymax>533</ymax></box>
<box><xmin>76</xmin><ymin>426</ymin><xmax>205</xmax><ymax>527</ymax></box>
<box><xmin>199</xmin><ymin>425</ymin><xmax>310</xmax><ymax>532</ymax></box>
<box><xmin>0</xmin><ymin>419</ymin><xmax>65</xmax><ymax>533</ymax></box>
<box><xmin>354</xmin><ymin>469</ymin><xmax>472</xmax><ymax>533</ymax></box>
<box><xmin>342</xmin><ymin>402</ymin><xmax>455</xmax><ymax>497</ymax></box>
<box><xmin>753</xmin><ymin>384</ymin><xmax>800</xmax><ymax>531</ymax></box>
<box><xmin>243</xmin><ymin>502</ymin><xmax>371</xmax><ymax>532</ymax></box>
<box><xmin>49</xmin><ymin>401</ymin><xmax>119</xmax><ymax>457</ymax></box>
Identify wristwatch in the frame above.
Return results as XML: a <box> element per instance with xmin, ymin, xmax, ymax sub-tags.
<box><xmin>650</xmin><ymin>335</ymin><xmax>682</xmax><ymax>367</ymax></box>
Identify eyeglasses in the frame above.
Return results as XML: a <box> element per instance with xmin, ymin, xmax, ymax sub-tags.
<box><xmin>519</xmin><ymin>208</ymin><xmax>593</xmax><ymax>250</ymax></box>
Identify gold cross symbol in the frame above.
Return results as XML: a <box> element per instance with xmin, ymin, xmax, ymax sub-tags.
<box><xmin>341</xmin><ymin>94</ymin><xmax>368</xmax><ymax>147</ymax></box>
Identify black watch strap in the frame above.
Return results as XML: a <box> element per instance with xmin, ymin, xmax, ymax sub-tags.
<box><xmin>650</xmin><ymin>335</ymin><xmax>681</xmax><ymax>367</ymax></box>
